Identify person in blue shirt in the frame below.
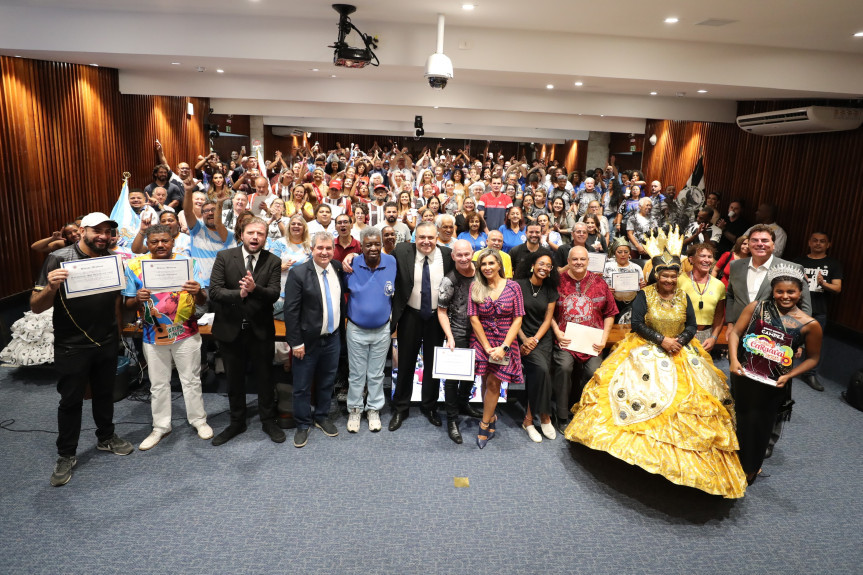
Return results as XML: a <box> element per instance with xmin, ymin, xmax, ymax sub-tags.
<box><xmin>457</xmin><ymin>212</ymin><xmax>488</xmax><ymax>251</ymax></box>
<box><xmin>344</xmin><ymin>227</ymin><xmax>397</xmax><ymax>433</ymax></box>
<box><xmin>499</xmin><ymin>205</ymin><xmax>527</xmax><ymax>253</ymax></box>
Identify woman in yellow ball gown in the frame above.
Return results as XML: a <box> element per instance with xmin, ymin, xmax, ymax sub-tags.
<box><xmin>564</xmin><ymin>229</ymin><xmax>746</xmax><ymax>498</ymax></box>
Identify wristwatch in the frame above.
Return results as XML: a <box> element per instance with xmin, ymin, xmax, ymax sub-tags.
<box><xmin>501</xmin><ymin>345</ymin><xmax>510</xmax><ymax>353</ymax></box>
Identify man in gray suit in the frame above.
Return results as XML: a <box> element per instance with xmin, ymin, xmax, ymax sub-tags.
<box><xmin>726</xmin><ymin>224</ymin><xmax>810</xmax><ymax>326</ymax></box>
<box><xmin>725</xmin><ymin>223</ymin><xmax>810</xmax><ymax>458</ymax></box>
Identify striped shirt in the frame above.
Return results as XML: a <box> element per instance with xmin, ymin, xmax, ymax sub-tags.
<box><xmin>188</xmin><ymin>218</ymin><xmax>232</xmax><ymax>287</ymax></box>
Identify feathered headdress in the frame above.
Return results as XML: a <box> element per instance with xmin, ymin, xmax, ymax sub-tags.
<box><xmin>644</xmin><ymin>226</ymin><xmax>683</xmax><ymax>273</ymax></box>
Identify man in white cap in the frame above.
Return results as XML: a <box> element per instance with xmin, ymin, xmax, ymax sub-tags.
<box><xmin>31</xmin><ymin>212</ymin><xmax>134</xmax><ymax>487</ymax></box>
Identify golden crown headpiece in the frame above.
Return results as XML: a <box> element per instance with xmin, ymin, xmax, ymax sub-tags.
<box><xmin>643</xmin><ymin>226</ymin><xmax>683</xmax><ymax>259</ymax></box>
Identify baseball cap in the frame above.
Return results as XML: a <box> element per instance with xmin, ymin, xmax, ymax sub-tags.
<box><xmin>80</xmin><ymin>212</ymin><xmax>118</xmax><ymax>229</ymax></box>
<box><xmin>329</xmin><ymin>180</ymin><xmax>343</xmax><ymax>191</ymax></box>
<box><xmin>374</xmin><ymin>184</ymin><xmax>389</xmax><ymax>193</ymax></box>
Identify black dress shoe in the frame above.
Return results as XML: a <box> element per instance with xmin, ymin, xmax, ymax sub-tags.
<box><xmin>211</xmin><ymin>425</ymin><xmax>247</xmax><ymax>446</ymax></box>
<box><xmin>460</xmin><ymin>402</ymin><xmax>484</xmax><ymax>419</ymax></box>
<box><xmin>447</xmin><ymin>420</ymin><xmax>463</xmax><ymax>444</ymax></box>
<box><xmin>764</xmin><ymin>443</ymin><xmax>774</xmax><ymax>459</ymax></box>
<box><xmin>421</xmin><ymin>408</ymin><xmax>442</xmax><ymax>427</ymax></box>
<box><xmin>389</xmin><ymin>411</ymin><xmax>407</xmax><ymax>432</ymax></box>
<box><xmin>262</xmin><ymin>422</ymin><xmax>286</xmax><ymax>443</ymax></box>
<box><xmin>803</xmin><ymin>375</ymin><xmax>825</xmax><ymax>392</ymax></box>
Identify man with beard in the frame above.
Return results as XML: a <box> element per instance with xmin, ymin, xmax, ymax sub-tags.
<box><xmin>32</xmin><ymin>213</ymin><xmax>134</xmax><ymax>486</ymax></box>
<box><xmin>509</xmin><ymin>222</ymin><xmax>552</xmax><ymax>274</ymax></box>
<box><xmin>209</xmin><ymin>217</ymin><xmax>284</xmax><ymax>445</ymax></box>
<box><xmin>145</xmin><ymin>164</ymin><xmax>184</xmax><ymax>210</ymax></box>
<box><xmin>124</xmin><ymin>225</ymin><xmax>212</xmax><ymax>450</ymax></box>
<box><xmin>437</xmin><ymin>240</ymin><xmax>484</xmax><ymax>443</ymax></box>
<box><xmin>376</xmin><ymin>202</ymin><xmax>411</xmax><ymax>244</ymax></box>
<box><xmin>184</xmin><ymin>186</ymin><xmax>231</xmax><ymax>288</ymax></box>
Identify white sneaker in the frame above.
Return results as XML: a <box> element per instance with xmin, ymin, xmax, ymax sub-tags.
<box><xmin>347</xmin><ymin>408</ymin><xmax>362</xmax><ymax>433</ymax></box>
<box><xmin>214</xmin><ymin>357</ymin><xmax>225</xmax><ymax>374</ymax></box>
<box><xmin>195</xmin><ymin>423</ymin><xmax>214</xmax><ymax>440</ymax></box>
<box><xmin>367</xmin><ymin>409</ymin><xmax>382</xmax><ymax>432</ymax></box>
<box><xmin>139</xmin><ymin>429</ymin><xmax>170</xmax><ymax>451</ymax></box>
<box><xmin>540</xmin><ymin>421</ymin><xmax>557</xmax><ymax>440</ymax></box>
<box><xmin>522</xmin><ymin>424</ymin><xmax>542</xmax><ymax>443</ymax></box>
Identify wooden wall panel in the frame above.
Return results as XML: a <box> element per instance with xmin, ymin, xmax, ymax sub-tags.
<box><xmin>0</xmin><ymin>56</ymin><xmax>207</xmax><ymax>298</ymax></box>
<box><xmin>642</xmin><ymin>110</ymin><xmax>863</xmax><ymax>331</ymax></box>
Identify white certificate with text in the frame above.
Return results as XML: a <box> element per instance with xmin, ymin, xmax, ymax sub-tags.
<box><xmin>612</xmin><ymin>272</ymin><xmax>639</xmax><ymax>292</ymax></box>
<box><xmin>563</xmin><ymin>323</ymin><xmax>604</xmax><ymax>357</ymax></box>
<box><xmin>141</xmin><ymin>258</ymin><xmax>194</xmax><ymax>292</ymax></box>
<box><xmin>61</xmin><ymin>254</ymin><xmax>126</xmax><ymax>298</ymax></box>
<box><xmin>587</xmin><ymin>252</ymin><xmax>607</xmax><ymax>273</ymax></box>
<box><xmin>432</xmin><ymin>347</ymin><xmax>476</xmax><ymax>381</ymax></box>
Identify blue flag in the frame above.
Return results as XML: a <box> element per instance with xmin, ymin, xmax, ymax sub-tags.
<box><xmin>110</xmin><ymin>178</ymin><xmax>140</xmax><ymax>253</ymax></box>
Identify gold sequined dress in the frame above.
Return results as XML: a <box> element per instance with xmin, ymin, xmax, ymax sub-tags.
<box><xmin>564</xmin><ymin>285</ymin><xmax>747</xmax><ymax>498</ymax></box>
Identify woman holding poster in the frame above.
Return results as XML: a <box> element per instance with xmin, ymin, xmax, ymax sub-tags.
<box><xmin>565</xmin><ymin>228</ymin><xmax>747</xmax><ymax>498</ymax></box>
<box><xmin>728</xmin><ymin>265</ymin><xmax>822</xmax><ymax>485</ymax></box>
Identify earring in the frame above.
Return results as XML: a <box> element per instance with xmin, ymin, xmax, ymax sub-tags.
<box><xmin>530</xmin><ymin>267</ymin><xmax>534</xmax><ymax>273</ymax></box>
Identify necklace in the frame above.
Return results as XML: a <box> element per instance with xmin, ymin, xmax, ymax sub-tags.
<box><xmin>529</xmin><ymin>281</ymin><xmax>542</xmax><ymax>297</ymax></box>
<box><xmin>689</xmin><ymin>271</ymin><xmax>708</xmax><ymax>309</ymax></box>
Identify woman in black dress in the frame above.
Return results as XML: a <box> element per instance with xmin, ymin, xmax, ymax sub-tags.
<box><xmin>728</xmin><ymin>265</ymin><xmax>822</xmax><ymax>485</ymax></box>
<box><xmin>514</xmin><ymin>252</ymin><xmax>560</xmax><ymax>443</ymax></box>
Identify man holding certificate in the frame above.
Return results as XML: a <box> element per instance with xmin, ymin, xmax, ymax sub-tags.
<box><xmin>123</xmin><ymin>225</ymin><xmax>212</xmax><ymax>451</ymax></box>
<box><xmin>551</xmin><ymin>246</ymin><xmax>617</xmax><ymax>432</ymax></box>
<box><xmin>31</xmin><ymin>212</ymin><xmax>134</xmax><ymax>487</ymax></box>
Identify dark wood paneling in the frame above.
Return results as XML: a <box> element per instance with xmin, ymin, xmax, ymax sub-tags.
<box><xmin>642</xmin><ymin>110</ymin><xmax>863</xmax><ymax>331</ymax></box>
<box><xmin>0</xmin><ymin>56</ymin><xmax>207</xmax><ymax>298</ymax></box>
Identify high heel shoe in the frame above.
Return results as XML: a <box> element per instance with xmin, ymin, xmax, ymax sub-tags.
<box><xmin>476</xmin><ymin>421</ymin><xmax>492</xmax><ymax>449</ymax></box>
<box><xmin>487</xmin><ymin>414</ymin><xmax>498</xmax><ymax>439</ymax></box>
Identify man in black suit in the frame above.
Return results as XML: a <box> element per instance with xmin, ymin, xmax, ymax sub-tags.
<box><xmin>283</xmin><ymin>232</ymin><xmax>347</xmax><ymax>448</ymax></box>
<box><xmin>389</xmin><ymin>221</ymin><xmax>455</xmax><ymax>432</ymax></box>
<box><xmin>209</xmin><ymin>217</ymin><xmax>285</xmax><ymax>445</ymax></box>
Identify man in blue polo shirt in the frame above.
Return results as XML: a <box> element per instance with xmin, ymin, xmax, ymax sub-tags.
<box><xmin>344</xmin><ymin>226</ymin><xmax>397</xmax><ymax>433</ymax></box>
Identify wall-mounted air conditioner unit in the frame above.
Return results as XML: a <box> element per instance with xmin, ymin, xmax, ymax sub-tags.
<box><xmin>736</xmin><ymin>106</ymin><xmax>863</xmax><ymax>136</ymax></box>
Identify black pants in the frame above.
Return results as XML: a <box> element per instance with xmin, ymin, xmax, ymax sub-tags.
<box><xmin>393</xmin><ymin>307</ymin><xmax>443</xmax><ymax>414</ymax></box>
<box><xmin>443</xmin><ymin>336</ymin><xmax>476</xmax><ymax>418</ymax></box>
<box><xmin>54</xmin><ymin>341</ymin><xmax>118</xmax><ymax>457</ymax></box>
<box><xmin>731</xmin><ymin>373</ymin><xmax>786</xmax><ymax>475</ymax></box>
<box><xmin>522</xmin><ymin>338</ymin><xmax>553</xmax><ymax>416</ymax></box>
<box><xmin>219</xmin><ymin>329</ymin><xmax>276</xmax><ymax>427</ymax></box>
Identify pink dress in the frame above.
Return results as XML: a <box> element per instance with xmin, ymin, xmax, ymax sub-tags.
<box><xmin>469</xmin><ymin>280</ymin><xmax>525</xmax><ymax>384</ymax></box>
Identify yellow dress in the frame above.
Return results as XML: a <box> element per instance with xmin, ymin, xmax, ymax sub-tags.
<box><xmin>564</xmin><ymin>285</ymin><xmax>747</xmax><ymax>499</ymax></box>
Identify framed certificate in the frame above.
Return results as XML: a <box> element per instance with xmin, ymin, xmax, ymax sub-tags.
<box><xmin>432</xmin><ymin>346</ymin><xmax>476</xmax><ymax>381</ymax></box>
<box><xmin>587</xmin><ymin>252</ymin><xmax>607</xmax><ymax>273</ymax></box>
<box><xmin>61</xmin><ymin>254</ymin><xmax>126</xmax><ymax>298</ymax></box>
<box><xmin>611</xmin><ymin>272</ymin><xmax>639</xmax><ymax>292</ymax></box>
<box><xmin>140</xmin><ymin>258</ymin><xmax>194</xmax><ymax>292</ymax></box>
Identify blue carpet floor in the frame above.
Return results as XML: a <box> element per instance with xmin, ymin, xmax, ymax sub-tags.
<box><xmin>1</xmin><ymin>337</ymin><xmax>862</xmax><ymax>574</ymax></box>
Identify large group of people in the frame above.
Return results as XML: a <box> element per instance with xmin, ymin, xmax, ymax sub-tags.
<box><xmin>29</xmin><ymin>139</ymin><xmax>841</xmax><ymax>497</ymax></box>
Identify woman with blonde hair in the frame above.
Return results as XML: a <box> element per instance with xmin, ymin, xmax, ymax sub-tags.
<box><xmin>469</xmin><ymin>248</ymin><xmax>525</xmax><ymax>448</ymax></box>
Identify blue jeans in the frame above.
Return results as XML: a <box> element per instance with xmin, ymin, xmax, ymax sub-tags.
<box><xmin>346</xmin><ymin>321</ymin><xmax>390</xmax><ymax>411</ymax></box>
<box><xmin>292</xmin><ymin>333</ymin><xmax>340</xmax><ymax>429</ymax></box>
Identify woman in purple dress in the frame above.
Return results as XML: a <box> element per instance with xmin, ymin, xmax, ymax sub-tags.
<box><xmin>469</xmin><ymin>248</ymin><xmax>525</xmax><ymax>448</ymax></box>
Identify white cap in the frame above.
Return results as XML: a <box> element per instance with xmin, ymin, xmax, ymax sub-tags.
<box><xmin>80</xmin><ymin>212</ymin><xmax>118</xmax><ymax>228</ymax></box>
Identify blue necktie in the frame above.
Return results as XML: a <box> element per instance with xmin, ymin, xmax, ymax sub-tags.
<box><xmin>419</xmin><ymin>256</ymin><xmax>432</xmax><ymax>320</ymax></box>
<box><xmin>322</xmin><ymin>269</ymin><xmax>335</xmax><ymax>334</ymax></box>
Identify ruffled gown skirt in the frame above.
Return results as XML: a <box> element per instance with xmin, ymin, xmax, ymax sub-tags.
<box><xmin>564</xmin><ymin>333</ymin><xmax>747</xmax><ymax>499</ymax></box>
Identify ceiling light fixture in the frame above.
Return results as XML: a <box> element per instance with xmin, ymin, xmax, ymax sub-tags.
<box><xmin>216</xmin><ymin>69</ymin><xmax>225</xmax><ymax>74</ymax></box>
<box><xmin>89</xmin><ymin>63</ymin><xmax>99</xmax><ymax>67</ymax></box>
<box><xmin>433</xmin><ymin>106</ymin><xmax>439</xmax><ymax>109</ymax></box>
<box><xmin>574</xmin><ymin>81</ymin><xmax>583</xmax><ymax>86</ymax></box>
<box><xmin>664</xmin><ymin>17</ymin><xmax>679</xmax><ymax>24</ymax></box>
<box><xmin>171</xmin><ymin>62</ymin><xmax>181</xmax><ymax>65</ymax></box>
<box><xmin>697</xmin><ymin>89</ymin><xmax>708</xmax><ymax>93</ymax></box>
<box><xmin>855</xmin><ymin>31</ymin><xmax>863</xmax><ymax>37</ymax></box>
<box><xmin>546</xmin><ymin>84</ymin><xmax>554</xmax><ymax>89</ymax></box>
<box><xmin>600</xmin><ymin>114</ymin><xmax>605</xmax><ymax>117</ymax></box>
<box><xmin>331</xmin><ymin>74</ymin><xmax>337</xmax><ymax>78</ymax></box>
<box><xmin>650</xmin><ymin>91</ymin><xmax>658</xmax><ymax>95</ymax></box>
<box><xmin>311</xmin><ymin>68</ymin><xmax>319</xmax><ymax>72</ymax></box>
<box><xmin>462</xmin><ymin>3</ymin><xmax>475</xmax><ymax>10</ymax></box>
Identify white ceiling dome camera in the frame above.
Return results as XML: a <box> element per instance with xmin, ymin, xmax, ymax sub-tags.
<box><xmin>424</xmin><ymin>14</ymin><xmax>453</xmax><ymax>90</ymax></box>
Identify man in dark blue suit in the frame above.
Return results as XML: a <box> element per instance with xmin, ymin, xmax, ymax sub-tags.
<box><xmin>209</xmin><ymin>217</ymin><xmax>284</xmax><ymax>445</ymax></box>
<box><xmin>283</xmin><ymin>232</ymin><xmax>347</xmax><ymax>448</ymax></box>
